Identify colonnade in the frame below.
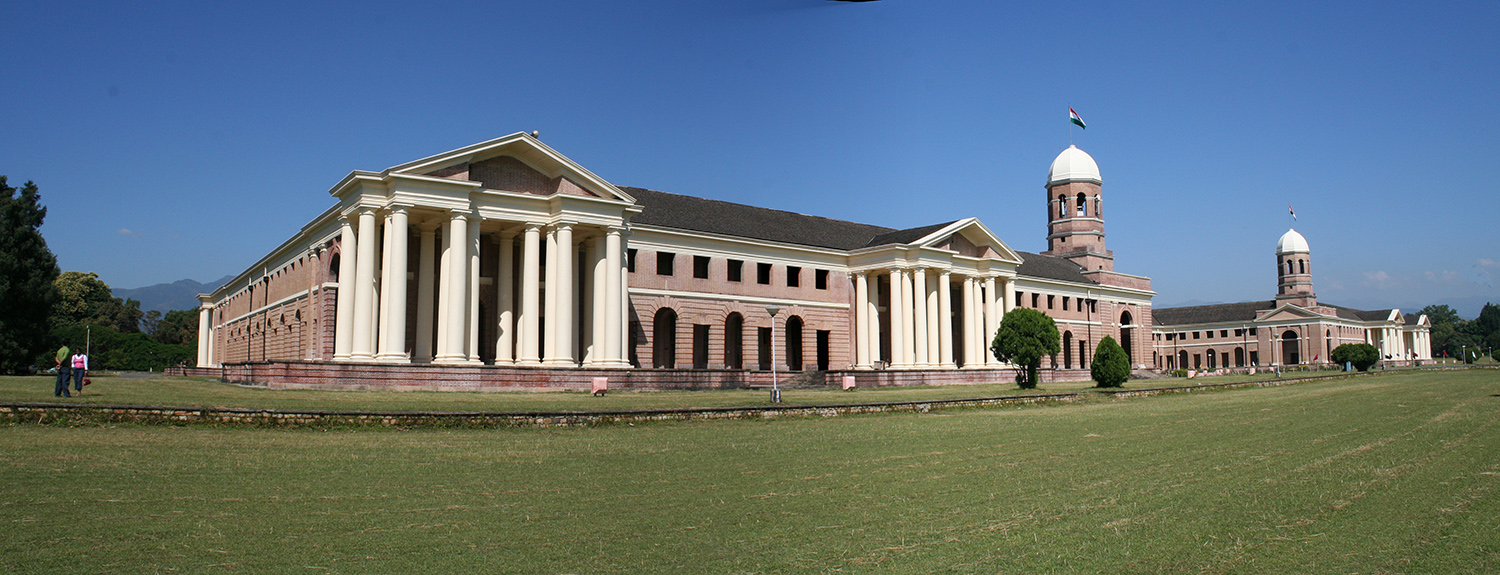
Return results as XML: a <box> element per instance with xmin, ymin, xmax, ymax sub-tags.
<box><xmin>330</xmin><ymin>206</ymin><xmax>631</xmax><ymax>367</ymax></box>
<box><xmin>853</xmin><ymin>269</ymin><xmax>1014</xmax><ymax>369</ymax></box>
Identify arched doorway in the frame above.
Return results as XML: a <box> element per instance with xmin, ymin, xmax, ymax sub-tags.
<box><xmin>1178</xmin><ymin>350</ymin><xmax>1188</xmax><ymax>370</ymax></box>
<box><xmin>1205</xmin><ymin>348</ymin><xmax>1217</xmax><ymax>369</ymax></box>
<box><xmin>1325</xmin><ymin>329</ymin><xmax>1333</xmax><ymax>363</ymax></box>
<box><xmin>785</xmin><ymin>316</ymin><xmax>804</xmax><ymax>371</ymax></box>
<box><xmin>1063</xmin><ymin>331</ymin><xmax>1074</xmax><ymax>369</ymax></box>
<box><xmin>1119</xmin><ymin>311</ymin><xmax>1134</xmax><ymax>367</ymax></box>
<box><xmin>653</xmin><ymin>308</ymin><xmax>677</xmax><ymax>368</ymax></box>
<box><xmin>1234</xmin><ymin>347</ymin><xmax>1245</xmax><ymax>367</ymax></box>
<box><xmin>1281</xmin><ymin>330</ymin><xmax>1300</xmax><ymax>365</ymax></box>
<box><xmin>724</xmin><ymin>313</ymin><xmax>743</xmax><ymax>369</ymax></box>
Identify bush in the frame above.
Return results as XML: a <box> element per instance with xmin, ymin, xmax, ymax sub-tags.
<box><xmin>1090</xmin><ymin>336</ymin><xmax>1130</xmax><ymax>388</ymax></box>
<box><xmin>1330</xmin><ymin>343</ymin><xmax>1379</xmax><ymax>372</ymax></box>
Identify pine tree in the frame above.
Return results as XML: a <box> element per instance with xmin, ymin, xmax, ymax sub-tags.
<box><xmin>0</xmin><ymin>177</ymin><xmax>61</xmax><ymax>373</ymax></box>
<box><xmin>1090</xmin><ymin>336</ymin><xmax>1130</xmax><ymax>388</ymax></box>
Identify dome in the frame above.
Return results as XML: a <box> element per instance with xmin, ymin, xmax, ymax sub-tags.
<box><xmin>1047</xmin><ymin>145</ymin><xmax>1101</xmax><ymax>185</ymax></box>
<box><xmin>1276</xmin><ymin>229</ymin><xmax>1309</xmax><ymax>254</ymax></box>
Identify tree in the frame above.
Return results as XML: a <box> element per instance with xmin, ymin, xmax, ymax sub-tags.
<box><xmin>1420</xmin><ymin>304</ymin><xmax>1464</xmax><ymax>358</ymax></box>
<box><xmin>1330</xmin><ymin>343</ymin><xmax>1379</xmax><ymax>372</ymax></box>
<box><xmin>51</xmin><ymin>271</ymin><xmax>143</xmax><ymax>333</ymax></box>
<box><xmin>991</xmin><ymin>308</ymin><xmax>1060</xmax><ymax>389</ymax></box>
<box><xmin>152</xmin><ymin>308</ymin><xmax>200</xmax><ymax>346</ymax></box>
<box><xmin>1091</xmin><ymin>336</ymin><xmax>1130</xmax><ymax>388</ymax></box>
<box><xmin>0</xmin><ymin>177</ymin><xmax>61</xmax><ymax>374</ymax></box>
<box><xmin>1476</xmin><ymin>302</ymin><xmax>1500</xmax><ymax>349</ymax></box>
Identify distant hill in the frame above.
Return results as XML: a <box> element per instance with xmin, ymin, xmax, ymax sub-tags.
<box><xmin>114</xmin><ymin>276</ymin><xmax>234</xmax><ymax>314</ymax></box>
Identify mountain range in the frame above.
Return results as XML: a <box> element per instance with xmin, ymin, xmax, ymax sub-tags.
<box><xmin>113</xmin><ymin>276</ymin><xmax>234</xmax><ymax>314</ymax></box>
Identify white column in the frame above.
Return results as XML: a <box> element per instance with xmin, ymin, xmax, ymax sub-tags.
<box><xmin>518</xmin><ymin>224</ymin><xmax>543</xmax><ymax>365</ymax></box>
<box><xmin>960</xmin><ymin>277</ymin><xmax>976</xmax><ymax>367</ymax></box>
<box><xmin>196</xmin><ymin>303</ymin><xmax>212</xmax><ymax>367</ymax></box>
<box><xmin>377</xmin><ymin>208</ymin><xmax>410</xmax><ymax>362</ymax></box>
<box><xmin>466</xmin><ymin>215</ymin><xmax>481</xmax><ymax>364</ymax></box>
<box><xmin>925</xmin><ymin>271</ymin><xmax>940</xmax><ymax>368</ymax></box>
<box><xmin>375</xmin><ymin>212</ymin><xmax>394</xmax><ymax>359</ymax></box>
<box><xmin>867</xmin><ymin>274</ymin><xmax>882</xmax><ymax>367</ymax></box>
<box><xmin>889</xmin><ymin>269</ymin><xmax>906</xmax><ymax>368</ymax></box>
<box><xmin>414</xmin><ymin>222</ymin><xmax>437</xmax><ymax>363</ymax></box>
<box><xmin>855</xmin><ymin>272</ymin><xmax>871</xmax><ymax>369</ymax></box>
<box><xmin>494</xmin><ymin>231</ymin><xmax>515</xmax><ymax>365</ymax></box>
<box><xmin>911</xmin><ymin>268</ymin><xmax>929</xmax><ymax>368</ymax></box>
<box><xmin>983</xmin><ymin>276</ymin><xmax>998</xmax><ymax>366</ymax></box>
<box><xmin>617</xmin><ymin>230</ymin><xmax>632</xmax><ymax>366</ymax></box>
<box><xmin>435</xmin><ymin>211</ymin><xmax>469</xmax><ymax>364</ymax></box>
<box><xmin>546</xmin><ymin>224</ymin><xmax>576</xmax><ymax>366</ymax></box>
<box><xmin>937</xmin><ymin>271</ymin><xmax>953</xmax><ymax>368</ymax></box>
<box><xmin>350</xmin><ymin>208</ymin><xmax>379</xmax><ymax>361</ymax></box>
<box><xmin>587</xmin><ymin>234</ymin><xmax>606</xmax><ymax>365</ymax></box>
<box><xmin>972</xmin><ymin>278</ymin><xmax>986</xmax><ymax>365</ymax></box>
<box><xmin>206</xmin><ymin>322</ymin><xmax>216</xmax><ymax>367</ymax></box>
<box><xmin>334</xmin><ymin>217</ymin><xmax>357</xmax><ymax>361</ymax></box>
<box><xmin>1002</xmin><ymin>277</ymin><xmax>1015</xmax><ymax>314</ymax></box>
<box><xmin>901</xmin><ymin>269</ymin><xmax>917</xmax><ymax>367</ymax></box>
<box><xmin>542</xmin><ymin>227</ymin><xmax>558</xmax><ymax>362</ymax></box>
<box><xmin>436</xmin><ymin>219</ymin><xmax>452</xmax><ymax>361</ymax></box>
<box><xmin>604</xmin><ymin>227</ymin><xmax>625</xmax><ymax>367</ymax></box>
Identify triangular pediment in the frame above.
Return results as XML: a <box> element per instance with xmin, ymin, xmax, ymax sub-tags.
<box><xmin>385</xmin><ymin>132</ymin><xmax>635</xmax><ymax>203</ymax></box>
<box><xmin>1255</xmin><ymin>304</ymin><xmax>1323</xmax><ymax>322</ymax></box>
<box><xmin>912</xmin><ymin>218</ymin><xmax>1023</xmax><ymax>264</ymax></box>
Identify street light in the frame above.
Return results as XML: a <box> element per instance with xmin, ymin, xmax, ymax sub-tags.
<box><xmin>767</xmin><ymin>305</ymin><xmax>781</xmax><ymax>403</ymax></box>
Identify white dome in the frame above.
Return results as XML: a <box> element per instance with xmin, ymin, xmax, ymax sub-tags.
<box><xmin>1276</xmin><ymin>229</ymin><xmax>1309</xmax><ymax>254</ymax></box>
<box><xmin>1047</xmin><ymin>145</ymin><xmax>1101</xmax><ymax>185</ymax></box>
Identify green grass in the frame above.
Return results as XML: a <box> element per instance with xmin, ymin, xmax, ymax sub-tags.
<box><xmin>0</xmin><ymin>373</ymin><xmax>1109</xmax><ymax>413</ymax></box>
<box><xmin>2</xmin><ymin>369</ymin><xmax>1497</xmax><ymax>573</ymax></box>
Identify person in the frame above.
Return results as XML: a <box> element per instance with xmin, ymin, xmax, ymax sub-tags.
<box><xmin>54</xmin><ymin>340</ymin><xmax>71</xmax><ymax>398</ymax></box>
<box><xmin>71</xmin><ymin>350</ymin><xmax>89</xmax><ymax>396</ymax></box>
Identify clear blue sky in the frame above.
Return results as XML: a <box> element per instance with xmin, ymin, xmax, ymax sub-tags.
<box><xmin>4</xmin><ymin>0</ymin><xmax>1497</xmax><ymax>317</ymax></box>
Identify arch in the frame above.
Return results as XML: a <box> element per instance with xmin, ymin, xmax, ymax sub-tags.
<box><xmin>328</xmin><ymin>253</ymin><xmax>341</xmax><ymax>282</ymax></box>
<box><xmin>653</xmin><ymin>308</ymin><xmax>678</xmax><ymax>368</ymax></box>
<box><xmin>1178</xmin><ymin>350</ymin><xmax>1189</xmax><ymax>370</ymax></box>
<box><xmin>785</xmin><ymin>316</ymin><xmax>804</xmax><ymax>371</ymax></box>
<box><xmin>1325</xmin><ymin>329</ymin><xmax>1333</xmax><ymax>363</ymax></box>
<box><xmin>1205</xmin><ymin>348</ymin><xmax>1217</xmax><ymax>369</ymax></box>
<box><xmin>1076</xmin><ymin>192</ymin><xmax>1087</xmax><ymax>216</ymax></box>
<box><xmin>1281</xmin><ymin>330</ymin><xmax>1300</xmax><ymax>365</ymax></box>
<box><xmin>724</xmin><ymin>312</ymin><xmax>744</xmax><ymax>369</ymax></box>
<box><xmin>1063</xmin><ymin>331</ymin><xmax>1074</xmax><ymax>369</ymax></box>
<box><xmin>1234</xmin><ymin>347</ymin><xmax>1245</xmax><ymax>367</ymax></box>
<box><xmin>1057</xmin><ymin>194</ymin><xmax>1067</xmax><ymax>218</ymax></box>
<box><xmin>1119</xmin><ymin>310</ymin><xmax>1134</xmax><ymax>366</ymax></box>
<box><xmin>1299</xmin><ymin>259</ymin><xmax>1307</xmax><ymax>274</ymax></box>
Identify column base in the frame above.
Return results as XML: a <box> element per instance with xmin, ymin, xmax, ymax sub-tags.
<box><xmin>348</xmin><ymin>353</ymin><xmax>376</xmax><ymax>362</ymax></box>
<box><xmin>374</xmin><ymin>354</ymin><xmax>411</xmax><ymax>364</ymax></box>
<box><xmin>432</xmin><ymin>354</ymin><xmax>469</xmax><ymax>364</ymax></box>
<box><xmin>515</xmin><ymin>359</ymin><xmax>544</xmax><ymax>367</ymax></box>
<box><xmin>542</xmin><ymin>359</ymin><xmax>579</xmax><ymax>368</ymax></box>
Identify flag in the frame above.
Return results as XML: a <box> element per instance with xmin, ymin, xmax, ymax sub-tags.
<box><xmin>1289</xmin><ymin>205</ymin><xmax>1296</xmax><ymax>220</ymax></box>
<box><xmin>1069</xmin><ymin>108</ymin><xmax>1086</xmax><ymax>129</ymax></box>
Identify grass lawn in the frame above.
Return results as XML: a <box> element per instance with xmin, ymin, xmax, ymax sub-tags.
<box><xmin>2</xmin><ymin>369</ymin><xmax>1496</xmax><ymax>573</ymax></box>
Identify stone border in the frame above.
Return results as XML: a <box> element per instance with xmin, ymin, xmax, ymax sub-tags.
<box><xmin>0</xmin><ymin>392</ymin><xmax>1080</xmax><ymax>429</ymax></box>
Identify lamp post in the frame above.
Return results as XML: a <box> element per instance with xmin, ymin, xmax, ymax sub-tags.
<box><xmin>767</xmin><ymin>305</ymin><xmax>781</xmax><ymax>403</ymax></box>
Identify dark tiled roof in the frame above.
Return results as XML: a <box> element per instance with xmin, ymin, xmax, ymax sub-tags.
<box><xmin>1325</xmin><ymin>304</ymin><xmax>1395</xmax><ymax>322</ymax></box>
<box><xmin>1153</xmin><ymin>300</ymin><xmax>1276</xmax><ymax>326</ymax></box>
<box><xmin>1015</xmin><ymin>251</ymin><xmax>1096</xmax><ymax>284</ymax></box>
<box><xmin>863</xmin><ymin>222</ymin><xmax>957</xmax><ymax>248</ymax></box>
<box><xmin>1404</xmin><ymin>313</ymin><xmax>1421</xmax><ymax>325</ymax></box>
<box><xmin>622</xmin><ymin>187</ymin><xmax>896</xmax><ymax>250</ymax></box>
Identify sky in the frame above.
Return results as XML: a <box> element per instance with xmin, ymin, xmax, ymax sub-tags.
<box><xmin>3</xmin><ymin>0</ymin><xmax>1498</xmax><ymax>317</ymax></box>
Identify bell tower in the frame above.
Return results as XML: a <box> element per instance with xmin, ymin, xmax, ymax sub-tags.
<box><xmin>1042</xmin><ymin>145</ymin><xmax>1113</xmax><ymax>271</ymax></box>
<box><xmin>1275</xmin><ymin>228</ymin><xmax>1317</xmax><ymax>308</ymax></box>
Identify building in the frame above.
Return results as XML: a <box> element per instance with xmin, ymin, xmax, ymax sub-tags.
<box><xmin>195</xmin><ymin>133</ymin><xmax>1154</xmax><ymax>390</ymax></box>
<box><xmin>1149</xmin><ymin>228</ymin><xmax>1432</xmax><ymax>371</ymax></box>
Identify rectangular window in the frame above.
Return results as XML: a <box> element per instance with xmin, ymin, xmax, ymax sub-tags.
<box><xmin>1249</xmin><ymin>328</ymin><xmax>1258</xmax><ymax>336</ymax></box>
<box><xmin>1015</xmin><ymin>291</ymin><xmax>1024</xmax><ymax>308</ymax></box>
<box><xmin>1031</xmin><ymin>293</ymin><xmax>1040</xmax><ymax>308</ymax></box>
<box><xmin>1063</xmin><ymin>297</ymin><xmax>1070</xmax><ymax>311</ymax></box>
<box><xmin>1167</xmin><ymin>333</ymin><xmax>1175</xmax><ymax>341</ymax></box>
<box><xmin>1250</xmin><ymin>351</ymin><xmax>1260</xmax><ymax>365</ymax></box>
<box><xmin>1220</xmin><ymin>330</ymin><xmax>1229</xmax><ymax>338</ymax></box>
<box><xmin>656</xmin><ymin>252</ymin><xmax>675</xmax><ymax>276</ymax></box>
<box><xmin>1047</xmin><ymin>295</ymin><xmax>1055</xmax><ymax>309</ymax></box>
<box><xmin>693</xmin><ymin>255</ymin><xmax>710</xmax><ymax>279</ymax></box>
<box><xmin>1234</xmin><ymin>329</ymin><xmax>1244</xmax><ymax>337</ymax></box>
<box><xmin>814</xmin><ymin>269</ymin><xmax>829</xmax><ymax>290</ymax></box>
<box><xmin>757</xmin><ymin>327</ymin><xmax>772</xmax><ymax>370</ymax></box>
<box><xmin>787</xmin><ymin>266</ymin><xmax>801</xmax><ymax>287</ymax></box>
<box><xmin>692</xmin><ymin>324</ymin><xmax>709</xmax><ymax>369</ymax></box>
<box><xmin>1206</xmin><ymin>331</ymin><xmax>1213</xmax><ymax>339</ymax></box>
<box><xmin>727</xmin><ymin>259</ymin><xmax>743</xmax><ymax>282</ymax></box>
<box><xmin>626</xmin><ymin>249</ymin><xmax>638</xmax><ymax>273</ymax></box>
<box><xmin>757</xmin><ymin>263</ymin><xmax>772</xmax><ymax>285</ymax></box>
<box><xmin>1193</xmin><ymin>332</ymin><xmax>1200</xmax><ymax>339</ymax></box>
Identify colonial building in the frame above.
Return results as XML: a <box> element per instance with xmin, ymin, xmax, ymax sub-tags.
<box><xmin>1149</xmin><ymin>228</ymin><xmax>1432</xmax><ymax>371</ymax></box>
<box><xmin>195</xmin><ymin>134</ymin><xmax>1154</xmax><ymax>390</ymax></box>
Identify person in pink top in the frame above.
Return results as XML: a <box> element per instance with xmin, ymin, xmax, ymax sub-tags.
<box><xmin>70</xmin><ymin>351</ymin><xmax>88</xmax><ymax>396</ymax></box>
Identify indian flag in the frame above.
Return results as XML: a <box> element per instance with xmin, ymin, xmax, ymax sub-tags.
<box><xmin>1069</xmin><ymin>107</ymin><xmax>1086</xmax><ymax>129</ymax></box>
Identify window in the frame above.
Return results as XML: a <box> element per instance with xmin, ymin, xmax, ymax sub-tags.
<box><xmin>656</xmin><ymin>252</ymin><xmax>675</xmax><ymax>276</ymax></box>
<box><xmin>1031</xmin><ymin>293</ymin><xmax>1040</xmax><ymax>308</ymax></box>
<box><xmin>1047</xmin><ymin>295</ymin><xmax>1055</xmax><ymax>309</ymax></box>
<box><xmin>787</xmin><ymin>266</ymin><xmax>801</xmax><ymax>287</ymax></box>
<box><xmin>1015</xmin><ymin>291</ymin><xmax>1024</xmax><ymax>308</ymax></box>
<box><xmin>1234</xmin><ymin>329</ymin><xmax>1244</xmax><ymax>337</ymax></box>
<box><xmin>814</xmin><ymin>269</ymin><xmax>829</xmax><ymax>290</ymax></box>
<box><xmin>693</xmin><ymin>255</ymin><xmax>710</xmax><ymax>279</ymax></box>
<box><xmin>1057</xmin><ymin>194</ymin><xmax>1067</xmax><ymax>218</ymax></box>
<box><xmin>1063</xmin><ymin>297</ymin><xmax>1070</xmax><ymax>311</ymax></box>
<box><xmin>1206</xmin><ymin>331</ymin><xmax>1213</xmax><ymax>339</ymax></box>
<box><xmin>1193</xmin><ymin>332</ymin><xmax>1201</xmax><ymax>340</ymax></box>
<box><xmin>757</xmin><ymin>263</ymin><xmax>772</xmax><ymax>285</ymax></box>
<box><xmin>727</xmin><ymin>259</ymin><xmax>743</xmax><ymax>282</ymax></box>
<box><xmin>1077</xmin><ymin>192</ymin><xmax>1087</xmax><ymax>217</ymax></box>
<box><xmin>1249</xmin><ymin>328</ymin><xmax>1258</xmax><ymax>336</ymax></box>
<box><xmin>1220</xmin><ymin>330</ymin><xmax>1229</xmax><ymax>338</ymax></box>
<box><xmin>626</xmin><ymin>249</ymin><xmax>638</xmax><ymax>273</ymax></box>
